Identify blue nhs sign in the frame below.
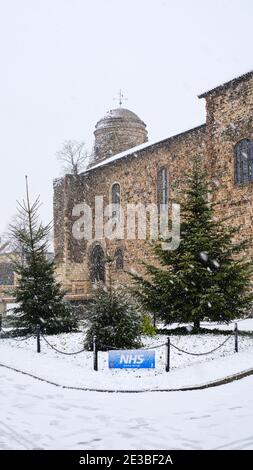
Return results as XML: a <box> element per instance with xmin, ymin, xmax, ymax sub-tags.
<box><xmin>108</xmin><ymin>350</ymin><xmax>155</xmax><ymax>369</ymax></box>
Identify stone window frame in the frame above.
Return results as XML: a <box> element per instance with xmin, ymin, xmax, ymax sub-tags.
<box><xmin>235</xmin><ymin>139</ymin><xmax>253</xmax><ymax>186</ymax></box>
<box><xmin>157</xmin><ymin>166</ymin><xmax>169</xmax><ymax>210</ymax></box>
<box><xmin>110</xmin><ymin>181</ymin><xmax>121</xmax><ymax>222</ymax></box>
<box><xmin>115</xmin><ymin>247</ymin><xmax>124</xmax><ymax>270</ymax></box>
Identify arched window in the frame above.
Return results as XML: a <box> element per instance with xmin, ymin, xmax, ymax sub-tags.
<box><xmin>115</xmin><ymin>247</ymin><xmax>124</xmax><ymax>270</ymax></box>
<box><xmin>90</xmin><ymin>245</ymin><xmax>105</xmax><ymax>283</ymax></box>
<box><xmin>111</xmin><ymin>183</ymin><xmax>121</xmax><ymax>221</ymax></box>
<box><xmin>235</xmin><ymin>139</ymin><xmax>253</xmax><ymax>185</ymax></box>
<box><xmin>157</xmin><ymin>166</ymin><xmax>168</xmax><ymax>210</ymax></box>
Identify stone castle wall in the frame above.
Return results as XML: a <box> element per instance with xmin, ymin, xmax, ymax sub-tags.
<box><xmin>54</xmin><ymin>125</ymin><xmax>207</xmax><ymax>294</ymax></box>
<box><xmin>53</xmin><ymin>73</ymin><xmax>253</xmax><ymax>296</ymax></box>
<box><xmin>205</xmin><ymin>75</ymin><xmax>253</xmax><ymax>244</ymax></box>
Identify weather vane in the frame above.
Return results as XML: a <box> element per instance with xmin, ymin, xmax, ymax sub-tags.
<box><xmin>114</xmin><ymin>89</ymin><xmax>128</xmax><ymax>108</ymax></box>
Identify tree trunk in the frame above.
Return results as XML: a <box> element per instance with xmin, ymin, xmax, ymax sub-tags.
<box><xmin>193</xmin><ymin>319</ymin><xmax>200</xmax><ymax>329</ymax></box>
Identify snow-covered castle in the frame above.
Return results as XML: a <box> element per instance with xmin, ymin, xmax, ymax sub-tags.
<box><xmin>53</xmin><ymin>71</ymin><xmax>253</xmax><ymax>300</ymax></box>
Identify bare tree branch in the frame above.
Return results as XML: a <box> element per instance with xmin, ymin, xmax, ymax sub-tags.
<box><xmin>56</xmin><ymin>140</ymin><xmax>89</xmax><ymax>177</ymax></box>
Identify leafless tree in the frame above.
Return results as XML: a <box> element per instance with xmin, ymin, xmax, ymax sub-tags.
<box><xmin>56</xmin><ymin>140</ymin><xmax>89</xmax><ymax>177</ymax></box>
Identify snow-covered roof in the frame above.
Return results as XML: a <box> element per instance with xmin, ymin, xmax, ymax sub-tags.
<box><xmin>198</xmin><ymin>70</ymin><xmax>253</xmax><ymax>99</ymax></box>
<box><xmin>95</xmin><ymin>107</ymin><xmax>146</xmax><ymax>131</ymax></box>
<box><xmin>86</xmin><ymin>124</ymin><xmax>206</xmax><ymax>173</ymax></box>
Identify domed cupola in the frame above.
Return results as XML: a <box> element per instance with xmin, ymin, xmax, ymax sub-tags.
<box><xmin>90</xmin><ymin>107</ymin><xmax>148</xmax><ymax>166</ymax></box>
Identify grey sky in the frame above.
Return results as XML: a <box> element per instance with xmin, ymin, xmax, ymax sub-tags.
<box><xmin>0</xmin><ymin>0</ymin><xmax>252</xmax><ymax>236</ymax></box>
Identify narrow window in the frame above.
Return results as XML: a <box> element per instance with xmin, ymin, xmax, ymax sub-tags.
<box><xmin>235</xmin><ymin>139</ymin><xmax>253</xmax><ymax>185</ymax></box>
<box><xmin>111</xmin><ymin>183</ymin><xmax>121</xmax><ymax>221</ymax></box>
<box><xmin>90</xmin><ymin>245</ymin><xmax>105</xmax><ymax>283</ymax></box>
<box><xmin>157</xmin><ymin>167</ymin><xmax>168</xmax><ymax>210</ymax></box>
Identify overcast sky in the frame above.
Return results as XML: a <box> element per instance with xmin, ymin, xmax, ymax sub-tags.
<box><xmin>0</xmin><ymin>0</ymin><xmax>252</xmax><ymax>237</ymax></box>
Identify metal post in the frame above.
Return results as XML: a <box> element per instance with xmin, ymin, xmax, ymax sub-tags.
<box><xmin>37</xmin><ymin>325</ymin><xmax>41</xmax><ymax>353</ymax></box>
<box><xmin>235</xmin><ymin>322</ymin><xmax>238</xmax><ymax>353</ymax></box>
<box><xmin>93</xmin><ymin>336</ymin><xmax>98</xmax><ymax>371</ymax></box>
<box><xmin>166</xmin><ymin>336</ymin><xmax>170</xmax><ymax>372</ymax></box>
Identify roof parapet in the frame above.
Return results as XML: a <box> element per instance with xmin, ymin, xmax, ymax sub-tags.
<box><xmin>198</xmin><ymin>70</ymin><xmax>253</xmax><ymax>99</ymax></box>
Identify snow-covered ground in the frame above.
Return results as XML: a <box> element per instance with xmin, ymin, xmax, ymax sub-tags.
<box><xmin>1</xmin><ymin>365</ymin><xmax>253</xmax><ymax>450</ymax></box>
<box><xmin>0</xmin><ymin>319</ymin><xmax>252</xmax><ymax>391</ymax></box>
<box><xmin>0</xmin><ymin>319</ymin><xmax>252</xmax><ymax>449</ymax></box>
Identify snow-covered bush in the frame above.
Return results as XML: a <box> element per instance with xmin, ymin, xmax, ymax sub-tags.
<box><xmin>84</xmin><ymin>284</ymin><xmax>142</xmax><ymax>351</ymax></box>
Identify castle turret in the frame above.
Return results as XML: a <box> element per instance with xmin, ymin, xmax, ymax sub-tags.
<box><xmin>90</xmin><ymin>107</ymin><xmax>148</xmax><ymax>166</ymax></box>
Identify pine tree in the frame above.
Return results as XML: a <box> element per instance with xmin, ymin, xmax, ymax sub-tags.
<box><xmin>10</xmin><ymin>177</ymin><xmax>77</xmax><ymax>335</ymax></box>
<box><xmin>85</xmin><ymin>257</ymin><xmax>142</xmax><ymax>350</ymax></box>
<box><xmin>131</xmin><ymin>159</ymin><xmax>253</xmax><ymax>329</ymax></box>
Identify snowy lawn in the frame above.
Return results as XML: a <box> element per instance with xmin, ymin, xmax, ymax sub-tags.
<box><xmin>0</xmin><ymin>365</ymin><xmax>253</xmax><ymax>450</ymax></box>
<box><xmin>1</xmin><ymin>320</ymin><xmax>253</xmax><ymax>450</ymax></box>
<box><xmin>0</xmin><ymin>319</ymin><xmax>252</xmax><ymax>391</ymax></box>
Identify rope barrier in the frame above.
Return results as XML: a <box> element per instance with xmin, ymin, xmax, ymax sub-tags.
<box><xmin>0</xmin><ymin>322</ymin><xmax>243</xmax><ymax>359</ymax></box>
<box><xmin>1</xmin><ymin>330</ymin><xmax>235</xmax><ymax>356</ymax></box>
<box><xmin>101</xmin><ymin>342</ymin><xmax>167</xmax><ymax>351</ymax></box>
<box><xmin>170</xmin><ymin>334</ymin><xmax>233</xmax><ymax>357</ymax></box>
<box><xmin>41</xmin><ymin>334</ymin><xmax>87</xmax><ymax>355</ymax></box>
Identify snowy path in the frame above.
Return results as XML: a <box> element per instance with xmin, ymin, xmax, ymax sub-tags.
<box><xmin>1</xmin><ymin>366</ymin><xmax>253</xmax><ymax>450</ymax></box>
